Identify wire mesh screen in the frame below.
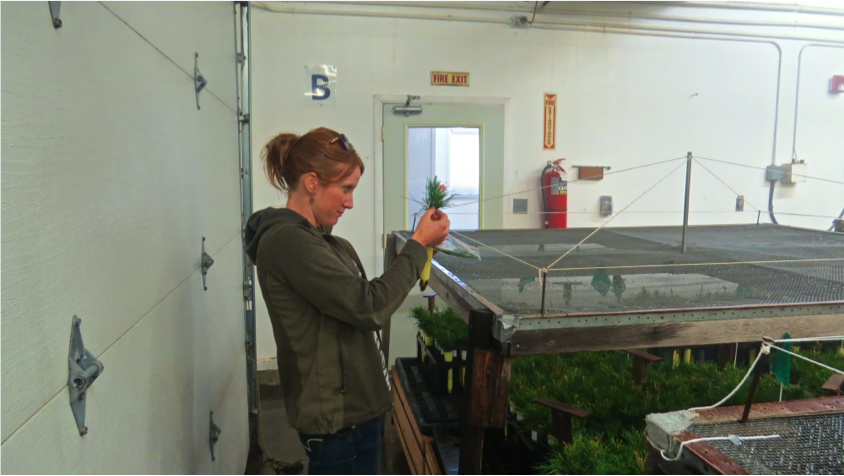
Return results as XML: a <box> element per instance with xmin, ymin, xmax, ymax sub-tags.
<box><xmin>688</xmin><ymin>413</ymin><xmax>844</xmax><ymax>475</ymax></box>
<box><xmin>403</xmin><ymin>224</ymin><xmax>844</xmax><ymax>315</ymax></box>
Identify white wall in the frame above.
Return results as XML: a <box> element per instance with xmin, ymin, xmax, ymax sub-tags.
<box><xmin>1</xmin><ymin>2</ymin><xmax>247</xmax><ymax>473</ymax></box>
<box><xmin>251</xmin><ymin>2</ymin><xmax>843</xmax><ymax>364</ymax></box>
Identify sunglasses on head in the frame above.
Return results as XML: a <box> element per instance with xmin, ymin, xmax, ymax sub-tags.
<box><xmin>330</xmin><ymin>133</ymin><xmax>354</xmax><ymax>151</ymax></box>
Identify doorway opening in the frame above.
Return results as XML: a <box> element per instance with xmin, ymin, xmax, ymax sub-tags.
<box><xmin>407</xmin><ymin>127</ymin><xmax>480</xmax><ymax>230</ymax></box>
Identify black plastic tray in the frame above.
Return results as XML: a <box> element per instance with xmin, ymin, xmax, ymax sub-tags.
<box><xmin>394</xmin><ymin>357</ymin><xmax>460</xmax><ymax>435</ymax></box>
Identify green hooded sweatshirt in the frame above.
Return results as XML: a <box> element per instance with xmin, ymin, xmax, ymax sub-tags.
<box><xmin>244</xmin><ymin>208</ymin><xmax>428</xmax><ymax>435</ymax></box>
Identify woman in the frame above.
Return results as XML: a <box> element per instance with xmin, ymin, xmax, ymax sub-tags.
<box><xmin>244</xmin><ymin>127</ymin><xmax>449</xmax><ymax>474</ymax></box>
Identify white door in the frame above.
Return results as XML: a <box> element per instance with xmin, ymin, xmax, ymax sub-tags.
<box><xmin>381</xmin><ymin>102</ymin><xmax>505</xmax><ymax>361</ymax></box>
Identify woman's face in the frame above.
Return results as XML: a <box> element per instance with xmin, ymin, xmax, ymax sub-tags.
<box><xmin>312</xmin><ymin>166</ymin><xmax>361</xmax><ymax>227</ymax></box>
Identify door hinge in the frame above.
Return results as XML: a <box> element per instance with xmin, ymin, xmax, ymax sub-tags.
<box><xmin>381</xmin><ymin>126</ymin><xmax>385</xmax><ymax>142</ymax></box>
<box><xmin>382</xmin><ymin>233</ymin><xmax>386</xmax><ymax>249</ymax></box>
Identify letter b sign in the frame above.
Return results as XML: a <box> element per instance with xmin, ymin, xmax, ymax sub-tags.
<box><xmin>305</xmin><ymin>65</ymin><xmax>336</xmax><ymax>107</ymax></box>
<box><xmin>311</xmin><ymin>75</ymin><xmax>331</xmax><ymax>100</ymax></box>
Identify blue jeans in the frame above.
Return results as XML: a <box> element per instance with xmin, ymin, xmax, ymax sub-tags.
<box><xmin>298</xmin><ymin>418</ymin><xmax>382</xmax><ymax>475</ymax></box>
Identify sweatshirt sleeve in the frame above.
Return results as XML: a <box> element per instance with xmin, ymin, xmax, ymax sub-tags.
<box><xmin>262</xmin><ymin>225</ymin><xmax>429</xmax><ymax>331</ymax></box>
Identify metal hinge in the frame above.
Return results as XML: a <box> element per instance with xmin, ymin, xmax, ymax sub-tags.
<box><xmin>239</xmin><ymin>113</ymin><xmax>250</xmax><ymax>124</ymax></box>
<box><xmin>243</xmin><ymin>281</ymin><xmax>253</xmax><ymax>300</ymax></box>
<box><xmin>201</xmin><ymin>237</ymin><xmax>214</xmax><ymax>291</ymax></box>
<box><xmin>382</xmin><ymin>233</ymin><xmax>386</xmax><ymax>249</ymax></box>
<box><xmin>209</xmin><ymin>411</ymin><xmax>222</xmax><ymax>461</ymax></box>
<box><xmin>68</xmin><ymin>316</ymin><xmax>104</xmax><ymax>436</ymax></box>
<box><xmin>381</xmin><ymin>126</ymin><xmax>385</xmax><ymax>142</ymax></box>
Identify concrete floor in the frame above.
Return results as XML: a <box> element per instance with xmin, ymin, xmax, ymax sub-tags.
<box><xmin>253</xmin><ymin>376</ymin><xmax>411</xmax><ymax>475</ymax></box>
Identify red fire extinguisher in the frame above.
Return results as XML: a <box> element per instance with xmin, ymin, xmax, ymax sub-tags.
<box><xmin>541</xmin><ymin>159</ymin><xmax>567</xmax><ymax>228</ymax></box>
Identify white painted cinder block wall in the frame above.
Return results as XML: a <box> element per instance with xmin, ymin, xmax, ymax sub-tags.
<box><xmin>251</xmin><ymin>3</ymin><xmax>843</xmax><ymax>364</ymax></box>
<box><xmin>1</xmin><ymin>2</ymin><xmax>247</xmax><ymax>473</ymax></box>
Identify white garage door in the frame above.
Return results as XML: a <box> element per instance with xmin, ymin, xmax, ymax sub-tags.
<box><xmin>1</xmin><ymin>2</ymin><xmax>248</xmax><ymax>473</ymax></box>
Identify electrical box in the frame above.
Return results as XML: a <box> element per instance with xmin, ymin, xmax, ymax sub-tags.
<box><xmin>782</xmin><ymin>162</ymin><xmax>807</xmax><ymax>184</ymax></box>
<box><xmin>831</xmin><ymin>75</ymin><xmax>844</xmax><ymax>94</ymax></box>
<box><xmin>513</xmin><ymin>198</ymin><xmax>528</xmax><ymax>214</ymax></box>
<box><xmin>600</xmin><ymin>196</ymin><xmax>613</xmax><ymax>216</ymax></box>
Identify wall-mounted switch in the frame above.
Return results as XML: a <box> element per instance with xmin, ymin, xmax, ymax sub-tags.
<box><xmin>600</xmin><ymin>196</ymin><xmax>613</xmax><ymax>216</ymax></box>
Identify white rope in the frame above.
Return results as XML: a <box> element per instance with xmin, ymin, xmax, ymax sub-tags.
<box><xmin>689</xmin><ymin>336</ymin><xmax>844</xmax><ymax>412</ymax></box>
<box><xmin>659</xmin><ymin>434</ymin><xmax>781</xmax><ymax>462</ymax></box>
<box><xmin>689</xmin><ymin>343</ymin><xmax>770</xmax><ymax>411</ymax></box>
<box><xmin>694</xmin><ymin>156</ymin><xmax>844</xmax><ymax>185</ymax></box>
<box><xmin>774</xmin><ymin>336</ymin><xmax>844</xmax><ymax>343</ymax></box>
<box><xmin>546</xmin><ymin>257</ymin><xmax>844</xmax><ymax>273</ymax></box>
<box><xmin>768</xmin><ymin>343</ymin><xmax>844</xmax><ymax>375</ymax></box>
<box><xmin>546</xmin><ymin>161</ymin><xmax>686</xmax><ymax>269</ymax></box>
<box><xmin>442</xmin><ymin>156</ymin><xmax>687</xmax><ymax>212</ymax></box>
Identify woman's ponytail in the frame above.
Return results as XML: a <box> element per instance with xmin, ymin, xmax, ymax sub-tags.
<box><xmin>262</xmin><ymin>133</ymin><xmax>299</xmax><ymax>192</ymax></box>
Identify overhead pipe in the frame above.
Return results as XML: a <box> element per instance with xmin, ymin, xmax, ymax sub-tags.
<box><xmin>253</xmin><ymin>3</ymin><xmax>844</xmax><ymax>44</ymax></box>
<box><xmin>344</xmin><ymin>1</ymin><xmax>844</xmax><ymax>31</ymax></box>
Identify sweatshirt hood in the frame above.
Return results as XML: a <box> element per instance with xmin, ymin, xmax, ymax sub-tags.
<box><xmin>244</xmin><ymin>208</ymin><xmax>316</xmax><ymax>265</ymax></box>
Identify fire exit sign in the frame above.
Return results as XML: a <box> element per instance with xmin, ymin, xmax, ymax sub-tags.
<box><xmin>431</xmin><ymin>71</ymin><xmax>470</xmax><ymax>87</ymax></box>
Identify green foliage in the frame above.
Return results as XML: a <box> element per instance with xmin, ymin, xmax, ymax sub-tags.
<box><xmin>408</xmin><ymin>306</ymin><xmax>468</xmax><ymax>352</ymax></box>
<box><xmin>510</xmin><ymin>347</ymin><xmax>843</xmax><ymax>474</ymax></box>
<box><xmin>417</xmin><ymin>176</ymin><xmax>454</xmax><ymax>210</ymax></box>
<box><xmin>538</xmin><ymin>430</ymin><xmax>649</xmax><ymax>475</ymax></box>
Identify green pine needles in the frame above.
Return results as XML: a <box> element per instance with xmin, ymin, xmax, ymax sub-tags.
<box><xmin>409</xmin><ymin>305</ymin><xmax>468</xmax><ymax>352</ymax></box>
<box><xmin>419</xmin><ymin>176</ymin><xmax>455</xmax><ymax>210</ymax></box>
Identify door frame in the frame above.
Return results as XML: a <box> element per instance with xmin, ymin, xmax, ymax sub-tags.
<box><xmin>372</xmin><ymin>95</ymin><xmax>509</xmax><ymax>275</ymax></box>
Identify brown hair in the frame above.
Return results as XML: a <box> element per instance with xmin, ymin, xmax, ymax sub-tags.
<box><xmin>261</xmin><ymin>127</ymin><xmax>365</xmax><ymax>192</ymax></box>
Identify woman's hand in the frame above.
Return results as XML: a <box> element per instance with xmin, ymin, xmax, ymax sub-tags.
<box><xmin>411</xmin><ymin>208</ymin><xmax>450</xmax><ymax>248</ymax></box>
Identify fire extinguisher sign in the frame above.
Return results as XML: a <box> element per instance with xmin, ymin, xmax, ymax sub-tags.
<box><xmin>543</xmin><ymin>93</ymin><xmax>557</xmax><ymax>150</ymax></box>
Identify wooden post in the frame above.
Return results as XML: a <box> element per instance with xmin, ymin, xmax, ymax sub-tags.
<box><xmin>424</xmin><ymin>292</ymin><xmax>436</xmax><ymax>313</ymax></box>
<box><xmin>534</xmin><ymin>398</ymin><xmax>589</xmax><ymax>445</ymax></box>
<box><xmin>540</xmin><ymin>271</ymin><xmax>548</xmax><ymax>317</ymax></box>
<box><xmin>459</xmin><ymin>309</ymin><xmax>510</xmax><ymax>475</ymax></box>
<box><xmin>623</xmin><ymin>349</ymin><xmax>663</xmax><ymax>387</ymax></box>
<box><xmin>740</xmin><ymin>352</ymin><xmax>769</xmax><ymax>423</ymax></box>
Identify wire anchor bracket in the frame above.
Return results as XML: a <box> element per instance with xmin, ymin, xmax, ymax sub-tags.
<box><xmin>48</xmin><ymin>1</ymin><xmax>62</xmax><ymax>28</ymax></box>
<box><xmin>209</xmin><ymin>411</ymin><xmax>222</xmax><ymax>461</ymax></box>
<box><xmin>68</xmin><ymin>315</ymin><xmax>104</xmax><ymax>436</ymax></box>
<box><xmin>195</xmin><ymin>52</ymin><xmax>208</xmax><ymax>110</ymax></box>
<box><xmin>202</xmin><ymin>237</ymin><xmax>214</xmax><ymax>291</ymax></box>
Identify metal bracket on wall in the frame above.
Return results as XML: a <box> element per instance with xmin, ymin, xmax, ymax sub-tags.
<box><xmin>202</xmin><ymin>237</ymin><xmax>214</xmax><ymax>291</ymax></box>
<box><xmin>194</xmin><ymin>53</ymin><xmax>208</xmax><ymax>110</ymax></box>
<box><xmin>48</xmin><ymin>1</ymin><xmax>62</xmax><ymax>28</ymax></box>
<box><xmin>209</xmin><ymin>411</ymin><xmax>222</xmax><ymax>461</ymax></box>
<box><xmin>68</xmin><ymin>316</ymin><xmax>104</xmax><ymax>436</ymax></box>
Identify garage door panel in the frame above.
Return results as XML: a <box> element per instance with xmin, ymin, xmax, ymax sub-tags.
<box><xmin>0</xmin><ymin>238</ymin><xmax>247</xmax><ymax>473</ymax></box>
<box><xmin>101</xmin><ymin>1</ymin><xmax>237</xmax><ymax>113</ymax></box>
<box><xmin>1</xmin><ymin>1</ymin><xmax>239</xmax><ymax>441</ymax></box>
